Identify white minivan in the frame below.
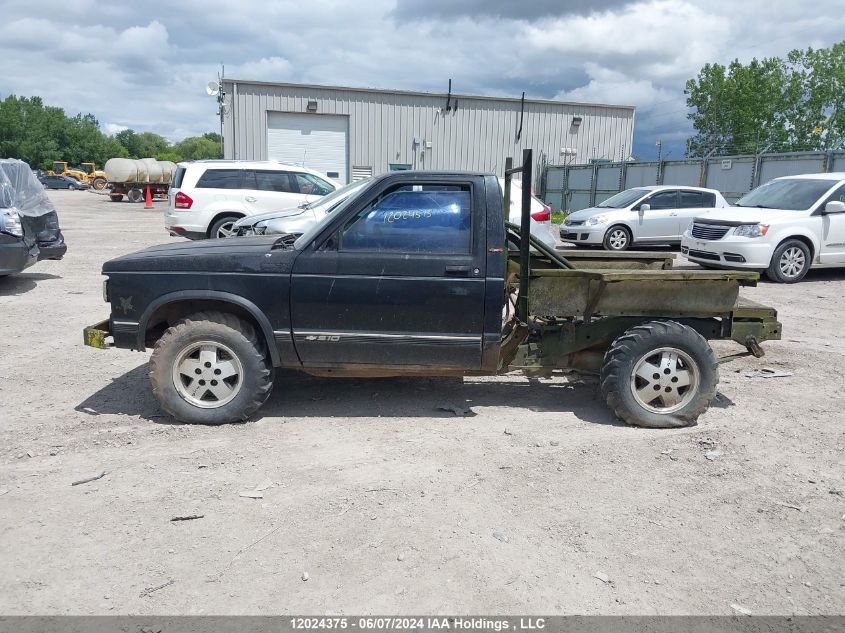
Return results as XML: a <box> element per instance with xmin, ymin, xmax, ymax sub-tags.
<box><xmin>681</xmin><ymin>173</ymin><xmax>845</xmax><ymax>282</ymax></box>
<box><xmin>165</xmin><ymin>160</ymin><xmax>338</xmax><ymax>239</ymax></box>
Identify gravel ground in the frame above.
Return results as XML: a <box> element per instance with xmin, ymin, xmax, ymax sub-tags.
<box><xmin>0</xmin><ymin>190</ymin><xmax>843</xmax><ymax>615</ymax></box>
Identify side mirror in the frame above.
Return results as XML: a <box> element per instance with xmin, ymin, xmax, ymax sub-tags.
<box><xmin>638</xmin><ymin>203</ymin><xmax>650</xmax><ymax>213</ymax></box>
<box><xmin>823</xmin><ymin>201</ymin><xmax>845</xmax><ymax>214</ymax></box>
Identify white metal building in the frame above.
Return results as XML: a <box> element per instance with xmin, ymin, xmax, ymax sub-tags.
<box><xmin>222</xmin><ymin>79</ymin><xmax>635</xmax><ymax>184</ymax></box>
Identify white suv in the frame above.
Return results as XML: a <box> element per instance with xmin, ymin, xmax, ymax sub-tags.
<box><xmin>165</xmin><ymin>161</ymin><xmax>338</xmax><ymax>239</ymax></box>
<box><xmin>681</xmin><ymin>173</ymin><xmax>845</xmax><ymax>282</ymax></box>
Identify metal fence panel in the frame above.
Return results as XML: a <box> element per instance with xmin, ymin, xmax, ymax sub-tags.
<box><xmin>544</xmin><ymin>190</ymin><xmax>564</xmax><ymax>210</ymax></box>
<box><xmin>569</xmin><ymin>192</ymin><xmax>593</xmax><ymax>211</ymax></box>
<box><xmin>662</xmin><ymin>162</ymin><xmax>702</xmax><ymax>186</ymax></box>
<box><xmin>625</xmin><ymin>163</ymin><xmax>659</xmax><ymax>187</ymax></box>
<box><xmin>543</xmin><ymin>150</ymin><xmax>845</xmax><ymax>211</ymax></box>
<box><xmin>759</xmin><ymin>154</ymin><xmax>825</xmax><ymax>183</ymax></box>
<box><xmin>704</xmin><ymin>157</ymin><xmax>754</xmax><ymax>200</ymax></box>
<box><xmin>545</xmin><ymin>167</ymin><xmax>566</xmax><ymax>191</ymax></box>
<box><xmin>567</xmin><ymin>167</ymin><xmax>593</xmax><ymax>190</ymax></box>
<box><xmin>595</xmin><ymin>166</ymin><xmax>622</xmax><ymax>191</ymax></box>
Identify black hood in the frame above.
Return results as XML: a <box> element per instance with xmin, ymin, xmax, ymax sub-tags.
<box><xmin>103</xmin><ymin>236</ymin><xmax>298</xmax><ymax>274</ymax></box>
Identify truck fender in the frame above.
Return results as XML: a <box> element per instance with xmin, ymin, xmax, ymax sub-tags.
<box><xmin>137</xmin><ymin>290</ymin><xmax>281</xmax><ymax>366</ymax></box>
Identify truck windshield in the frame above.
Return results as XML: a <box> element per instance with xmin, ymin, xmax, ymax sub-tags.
<box><xmin>597</xmin><ymin>188</ymin><xmax>649</xmax><ymax>208</ymax></box>
<box><xmin>736</xmin><ymin>179</ymin><xmax>837</xmax><ymax>211</ymax></box>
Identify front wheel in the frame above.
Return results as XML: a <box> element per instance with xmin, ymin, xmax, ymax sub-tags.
<box><xmin>600</xmin><ymin>320</ymin><xmax>718</xmax><ymax>428</ymax></box>
<box><xmin>766</xmin><ymin>239</ymin><xmax>811</xmax><ymax>283</ymax></box>
<box><xmin>149</xmin><ymin>311</ymin><xmax>274</xmax><ymax>424</ymax></box>
<box><xmin>603</xmin><ymin>225</ymin><xmax>632</xmax><ymax>251</ymax></box>
<box><xmin>92</xmin><ymin>177</ymin><xmax>107</xmax><ymax>190</ymax></box>
<box><xmin>67</xmin><ymin>184</ymin><xmax>75</xmax><ymax>190</ymax></box>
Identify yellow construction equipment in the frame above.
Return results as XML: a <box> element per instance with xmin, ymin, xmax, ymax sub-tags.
<box><xmin>48</xmin><ymin>161</ymin><xmax>108</xmax><ymax>190</ymax></box>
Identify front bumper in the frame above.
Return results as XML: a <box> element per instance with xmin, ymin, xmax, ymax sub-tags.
<box><xmin>0</xmin><ymin>234</ymin><xmax>37</xmax><ymax>275</ymax></box>
<box><xmin>681</xmin><ymin>236</ymin><xmax>774</xmax><ymax>269</ymax></box>
<box><xmin>559</xmin><ymin>224</ymin><xmax>606</xmax><ymax>245</ymax></box>
<box><xmin>83</xmin><ymin>319</ymin><xmax>113</xmax><ymax>349</ymax></box>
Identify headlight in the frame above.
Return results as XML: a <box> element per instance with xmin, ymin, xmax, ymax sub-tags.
<box><xmin>586</xmin><ymin>214</ymin><xmax>609</xmax><ymax>226</ymax></box>
<box><xmin>0</xmin><ymin>208</ymin><xmax>23</xmax><ymax>237</ymax></box>
<box><xmin>734</xmin><ymin>224</ymin><xmax>769</xmax><ymax>238</ymax></box>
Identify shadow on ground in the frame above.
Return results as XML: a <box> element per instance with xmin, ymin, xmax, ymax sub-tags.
<box><xmin>76</xmin><ymin>364</ymin><xmax>624</xmax><ymax>427</ymax></box>
<box><xmin>0</xmin><ymin>272</ymin><xmax>60</xmax><ymax>296</ymax></box>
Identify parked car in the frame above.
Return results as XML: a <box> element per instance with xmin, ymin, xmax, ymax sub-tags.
<box><xmin>233</xmin><ymin>175</ymin><xmax>557</xmax><ymax>248</ymax></box>
<box><xmin>165</xmin><ymin>161</ymin><xmax>339</xmax><ymax>239</ymax></box>
<box><xmin>233</xmin><ymin>177</ymin><xmax>373</xmax><ymax>237</ymax></box>
<box><xmin>560</xmin><ymin>186</ymin><xmax>729</xmax><ymax>250</ymax></box>
<box><xmin>0</xmin><ymin>159</ymin><xmax>67</xmax><ymax>277</ymax></box>
<box><xmin>681</xmin><ymin>173</ymin><xmax>845</xmax><ymax>283</ymax></box>
<box><xmin>39</xmin><ymin>174</ymin><xmax>89</xmax><ymax>190</ymax></box>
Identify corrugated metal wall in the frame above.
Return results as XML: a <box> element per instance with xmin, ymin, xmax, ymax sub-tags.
<box><xmin>223</xmin><ymin>80</ymin><xmax>635</xmax><ymax>183</ymax></box>
<box><xmin>545</xmin><ymin>151</ymin><xmax>845</xmax><ymax>211</ymax></box>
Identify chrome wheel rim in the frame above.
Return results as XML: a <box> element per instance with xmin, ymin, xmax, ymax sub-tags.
<box><xmin>172</xmin><ymin>341</ymin><xmax>244</xmax><ymax>408</ymax></box>
<box><xmin>779</xmin><ymin>246</ymin><xmax>806</xmax><ymax>278</ymax></box>
<box><xmin>215</xmin><ymin>222</ymin><xmax>237</xmax><ymax>238</ymax></box>
<box><xmin>607</xmin><ymin>229</ymin><xmax>628</xmax><ymax>250</ymax></box>
<box><xmin>630</xmin><ymin>347</ymin><xmax>699</xmax><ymax>414</ymax></box>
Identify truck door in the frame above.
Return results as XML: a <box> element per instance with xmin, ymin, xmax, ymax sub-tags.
<box><xmin>290</xmin><ymin>177</ymin><xmax>487</xmax><ymax>370</ymax></box>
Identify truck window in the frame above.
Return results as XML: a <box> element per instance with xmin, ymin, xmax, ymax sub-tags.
<box><xmin>340</xmin><ymin>184</ymin><xmax>472</xmax><ymax>253</ymax></box>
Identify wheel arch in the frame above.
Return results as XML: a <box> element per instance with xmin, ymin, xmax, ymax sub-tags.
<box><xmin>207</xmin><ymin>211</ymin><xmax>246</xmax><ymax>237</ymax></box>
<box><xmin>773</xmin><ymin>233</ymin><xmax>817</xmax><ymax>260</ymax></box>
<box><xmin>138</xmin><ymin>291</ymin><xmax>280</xmax><ymax>366</ymax></box>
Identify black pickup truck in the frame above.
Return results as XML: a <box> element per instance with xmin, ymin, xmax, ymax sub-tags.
<box><xmin>85</xmin><ymin>158</ymin><xmax>781</xmax><ymax>428</ymax></box>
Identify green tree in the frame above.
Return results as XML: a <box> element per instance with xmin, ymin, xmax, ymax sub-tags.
<box><xmin>173</xmin><ymin>134</ymin><xmax>222</xmax><ymax>160</ymax></box>
<box><xmin>685</xmin><ymin>41</ymin><xmax>845</xmax><ymax>156</ymax></box>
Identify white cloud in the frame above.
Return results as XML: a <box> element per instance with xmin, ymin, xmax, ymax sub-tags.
<box><xmin>0</xmin><ymin>0</ymin><xmax>842</xmax><ymax>159</ymax></box>
<box><xmin>103</xmin><ymin>123</ymin><xmax>129</xmax><ymax>135</ymax></box>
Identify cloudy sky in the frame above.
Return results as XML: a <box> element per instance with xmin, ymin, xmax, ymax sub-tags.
<box><xmin>1</xmin><ymin>0</ymin><xmax>842</xmax><ymax>159</ymax></box>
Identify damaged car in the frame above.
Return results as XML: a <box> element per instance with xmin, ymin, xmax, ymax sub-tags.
<box><xmin>0</xmin><ymin>159</ymin><xmax>67</xmax><ymax>277</ymax></box>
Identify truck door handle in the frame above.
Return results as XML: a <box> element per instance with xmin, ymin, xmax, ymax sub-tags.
<box><xmin>445</xmin><ymin>265</ymin><xmax>470</xmax><ymax>276</ymax></box>
<box><xmin>245</xmin><ymin>196</ymin><xmax>257</xmax><ymax>203</ymax></box>
<box><xmin>669</xmin><ymin>212</ymin><xmax>678</xmax><ymax>216</ymax></box>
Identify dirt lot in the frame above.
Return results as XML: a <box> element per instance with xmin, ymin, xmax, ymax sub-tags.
<box><xmin>1</xmin><ymin>190</ymin><xmax>843</xmax><ymax>615</ymax></box>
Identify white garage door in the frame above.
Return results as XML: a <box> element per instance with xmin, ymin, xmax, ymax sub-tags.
<box><xmin>267</xmin><ymin>112</ymin><xmax>349</xmax><ymax>183</ymax></box>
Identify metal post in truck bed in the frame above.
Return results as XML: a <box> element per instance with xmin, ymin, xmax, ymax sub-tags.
<box><xmin>503</xmin><ymin>149</ymin><xmax>533</xmax><ymax>323</ymax></box>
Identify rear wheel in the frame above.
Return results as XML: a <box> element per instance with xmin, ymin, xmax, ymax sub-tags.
<box><xmin>92</xmin><ymin>177</ymin><xmax>107</xmax><ymax>190</ymax></box>
<box><xmin>603</xmin><ymin>225</ymin><xmax>631</xmax><ymax>251</ymax></box>
<box><xmin>600</xmin><ymin>320</ymin><xmax>718</xmax><ymax>428</ymax></box>
<box><xmin>209</xmin><ymin>215</ymin><xmax>241</xmax><ymax>239</ymax></box>
<box><xmin>766</xmin><ymin>239</ymin><xmax>810</xmax><ymax>283</ymax></box>
<box><xmin>127</xmin><ymin>188</ymin><xmax>144</xmax><ymax>203</ymax></box>
<box><xmin>149</xmin><ymin>311</ymin><xmax>274</xmax><ymax>425</ymax></box>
